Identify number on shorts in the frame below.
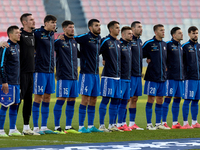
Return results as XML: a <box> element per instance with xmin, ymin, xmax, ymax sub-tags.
<box><xmin>85</xmin><ymin>86</ymin><xmax>88</xmax><ymax>92</ymax></box>
<box><xmin>150</xmin><ymin>87</ymin><xmax>156</xmax><ymax>94</ymax></box>
<box><xmin>189</xmin><ymin>91</ymin><xmax>194</xmax><ymax>97</ymax></box>
<box><xmin>63</xmin><ymin>88</ymin><xmax>68</xmax><ymax>95</ymax></box>
<box><xmin>38</xmin><ymin>86</ymin><xmax>43</xmax><ymax>93</ymax></box>
<box><xmin>170</xmin><ymin>88</ymin><xmax>173</xmax><ymax>95</ymax></box>
<box><xmin>108</xmin><ymin>88</ymin><xmax>112</xmax><ymax>95</ymax></box>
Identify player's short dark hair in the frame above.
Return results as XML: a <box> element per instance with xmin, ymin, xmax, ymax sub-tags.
<box><xmin>131</xmin><ymin>21</ymin><xmax>141</xmax><ymax>28</ymax></box>
<box><xmin>153</xmin><ymin>24</ymin><xmax>164</xmax><ymax>31</ymax></box>
<box><xmin>7</xmin><ymin>25</ymin><xmax>19</xmax><ymax>37</ymax></box>
<box><xmin>20</xmin><ymin>13</ymin><xmax>32</xmax><ymax>25</ymax></box>
<box><xmin>121</xmin><ymin>26</ymin><xmax>132</xmax><ymax>33</ymax></box>
<box><xmin>62</xmin><ymin>20</ymin><xmax>74</xmax><ymax>28</ymax></box>
<box><xmin>107</xmin><ymin>21</ymin><xmax>120</xmax><ymax>31</ymax></box>
<box><xmin>88</xmin><ymin>19</ymin><xmax>100</xmax><ymax>27</ymax></box>
<box><xmin>188</xmin><ymin>26</ymin><xmax>198</xmax><ymax>33</ymax></box>
<box><xmin>170</xmin><ymin>27</ymin><xmax>181</xmax><ymax>36</ymax></box>
<box><xmin>44</xmin><ymin>15</ymin><xmax>57</xmax><ymax>23</ymax></box>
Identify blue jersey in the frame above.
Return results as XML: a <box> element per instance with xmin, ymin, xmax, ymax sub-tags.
<box><xmin>74</xmin><ymin>31</ymin><xmax>101</xmax><ymax>75</ymax></box>
<box><xmin>100</xmin><ymin>34</ymin><xmax>121</xmax><ymax>78</ymax></box>
<box><xmin>130</xmin><ymin>35</ymin><xmax>143</xmax><ymax>77</ymax></box>
<box><xmin>166</xmin><ymin>38</ymin><xmax>184</xmax><ymax>80</ymax></box>
<box><xmin>55</xmin><ymin>34</ymin><xmax>78</xmax><ymax>80</ymax></box>
<box><xmin>0</xmin><ymin>39</ymin><xmax>20</xmax><ymax>85</ymax></box>
<box><xmin>120</xmin><ymin>38</ymin><xmax>131</xmax><ymax>80</ymax></box>
<box><xmin>143</xmin><ymin>36</ymin><xmax>167</xmax><ymax>82</ymax></box>
<box><xmin>182</xmin><ymin>40</ymin><xmax>200</xmax><ymax>80</ymax></box>
<box><xmin>34</xmin><ymin>26</ymin><xmax>55</xmax><ymax>73</ymax></box>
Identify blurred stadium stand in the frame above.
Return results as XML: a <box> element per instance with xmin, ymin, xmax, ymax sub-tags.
<box><xmin>0</xmin><ymin>0</ymin><xmax>199</xmax><ymax>43</ymax></box>
<box><xmin>80</xmin><ymin>0</ymin><xmax>200</xmax><ymax>43</ymax></box>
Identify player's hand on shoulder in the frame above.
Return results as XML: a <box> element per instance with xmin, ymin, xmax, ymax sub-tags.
<box><xmin>146</xmin><ymin>59</ymin><xmax>151</xmax><ymax>64</ymax></box>
<box><xmin>0</xmin><ymin>41</ymin><xmax>9</xmax><ymax>48</ymax></box>
<box><xmin>57</xmin><ymin>34</ymin><xmax>65</xmax><ymax>41</ymax></box>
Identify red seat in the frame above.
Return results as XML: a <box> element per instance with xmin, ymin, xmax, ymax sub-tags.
<box><xmin>141</xmin><ymin>6</ymin><xmax>148</xmax><ymax>12</ymax></box>
<box><xmin>101</xmin><ymin>12</ymin><xmax>110</xmax><ymax>18</ymax></box>
<box><xmin>190</xmin><ymin>12</ymin><xmax>198</xmax><ymax>18</ymax></box>
<box><xmin>147</xmin><ymin>0</ymin><xmax>155</xmax><ymax>6</ymax></box>
<box><xmin>181</xmin><ymin>6</ymin><xmax>189</xmax><ymax>12</ymax></box>
<box><xmin>149</xmin><ymin>6</ymin><xmax>156</xmax><ymax>12</ymax></box>
<box><xmin>182</xmin><ymin>12</ymin><xmax>190</xmax><ymax>18</ymax></box>
<box><xmin>100</xmin><ymin>6</ymin><xmax>108</xmax><ymax>12</ymax></box>
<box><xmin>108</xmin><ymin>7</ymin><xmax>116</xmax><ymax>12</ymax></box>
<box><xmin>173</xmin><ymin>6</ymin><xmax>181</xmax><ymax>12</ymax></box>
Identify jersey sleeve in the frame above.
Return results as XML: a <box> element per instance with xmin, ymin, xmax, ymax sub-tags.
<box><xmin>74</xmin><ymin>33</ymin><xmax>87</xmax><ymax>44</ymax></box>
<box><xmin>0</xmin><ymin>47</ymin><xmax>9</xmax><ymax>83</ymax></box>
<box><xmin>142</xmin><ymin>42</ymin><xmax>150</xmax><ymax>58</ymax></box>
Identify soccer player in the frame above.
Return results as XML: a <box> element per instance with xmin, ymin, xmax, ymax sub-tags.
<box><xmin>74</xmin><ymin>19</ymin><xmax>102</xmax><ymax>133</ymax></box>
<box><xmin>53</xmin><ymin>20</ymin><xmax>80</xmax><ymax>134</ymax></box>
<box><xmin>143</xmin><ymin>24</ymin><xmax>169</xmax><ymax>130</ymax></box>
<box><xmin>19</xmin><ymin>13</ymin><xmax>40</xmax><ymax>135</ymax></box>
<box><xmin>128</xmin><ymin>21</ymin><xmax>144</xmax><ymax>130</ymax></box>
<box><xmin>0</xmin><ymin>26</ymin><xmax>23</xmax><ymax>137</ymax></box>
<box><xmin>182</xmin><ymin>26</ymin><xmax>200</xmax><ymax>129</ymax></box>
<box><xmin>162</xmin><ymin>27</ymin><xmax>185</xmax><ymax>129</ymax></box>
<box><xmin>99</xmin><ymin>21</ymin><xmax>122</xmax><ymax>132</ymax></box>
<box><xmin>32</xmin><ymin>15</ymin><xmax>57</xmax><ymax>134</ymax></box>
<box><xmin>0</xmin><ymin>13</ymin><xmax>39</xmax><ymax>135</ymax></box>
<box><xmin>116</xmin><ymin>26</ymin><xmax>132</xmax><ymax>131</ymax></box>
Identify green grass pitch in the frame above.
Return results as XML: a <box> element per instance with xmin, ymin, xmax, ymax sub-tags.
<box><xmin>0</xmin><ymin>93</ymin><xmax>200</xmax><ymax>148</ymax></box>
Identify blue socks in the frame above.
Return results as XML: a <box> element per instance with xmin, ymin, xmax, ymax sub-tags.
<box><xmin>182</xmin><ymin>99</ymin><xmax>191</xmax><ymax>121</ymax></box>
<box><xmin>99</xmin><ymin>97</ymin><xmax>110</xmax><ymax>125</ymax></box>
<box><xmin>32</xmin><ymin>102</ymin><xmax>40</xmax><ymax>127</ymax></box>
<box><xmin>109</xmin><ymin>98</ymin><xmax>119</xmax><ymax>125</ymax></box>
<box><xmin>9</xmin><ymin>105</ymin><xmax>18</xmax><ymax>129</ymax></box>
<box><xmin>146</xmin><ymin>102</ymin><xmax>153</xmax><ymax>124</ymax></box>
<box><xmin>87</xmin><ymin>105</ymin><xmax>95</xmax><ymax>126</ymax></box>
<box><xmin>118</xmin><ymin>99</ymin><xmax>128</xmax><ymax>124</ymax></box>
<box><xmin>41</xmin><ymin>101</ymin><xmax>50</xmax><ymax>126</ymax></box>
<box><xmin>162</xmin><ymin>98</ymin><xmax>171</xmax><ymax>122</ymax></box>
<box><xmin>172</xmin><ymin>98</ymin><xmax>181</xmax><ymax>122</ymax></box>
<box><xmin>0</xmin><ymin>106</ymin><xmax>8</xmax><ymax>129</ymax></box>
<box><xmin>191</xmin><ymin>100</ymin><xmax>199</xmax><ymax>121</ymax></box>
<box><xmin>129</xmin><ymin>108</ymin><xmax>136</xmax><ymax>122</ymax></box>
<box><xmin>155</xmin><ymin>103</ymin><xmax>162</xmax><ymax>124</ymax></box>
<box><xmin>79</xmin><ymin>104</ymin><xmax>86</xmax><ymax>126</ymax></box>
<box><xmin>54</xmin><ymin>100</ymin><xmax>65</xmax><ymax>127</ymax></box>
<box><xmin>66</xmin><ymin>101</ymin><xmax>75</xmax><ymax>126</ymax></box>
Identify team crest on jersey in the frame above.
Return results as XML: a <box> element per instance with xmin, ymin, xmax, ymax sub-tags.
<box><xmin>62</xmin><ymin>41</ymin><xmax>69</xmax><ymax>48</ymax></box>
<box><xmin>122</xmin><ymin>45</ymin><xmax>128</xmax><ymax>51</ymax></box>
<box><xmin>118</xmin><ymin>44</ymin><xmax>120</xmax><ymax>48</ymax></box>
<box><xmin>151</xmin><ymin>44</ymin><xmax>159</xmax><ymax>51</ymax></box>
<box><xmin>73</xmin><ymin>43</ymin><xmax>76</xmax><ymax>47</ymax></box>
<box><xmin>164</xmin><ymin>47</ymin><xmax>166</xmax><ymax>50</ymax></box>
<box><xmin>108</xmin><ymin>41</ymin><xmax>114</xmax><ymax>49</ymax></box>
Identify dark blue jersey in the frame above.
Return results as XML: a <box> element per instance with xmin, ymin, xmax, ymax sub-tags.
<box><xmin>182</xmin><ymin>40</ymin><xmax>200</xmax><ymax>80</ymax></box>
<box><xmin>100</xmin><ymin>34</ymin><xmax>121</xmax><ymax>78</ymax></box>
<box><xmin>55</xmin><ymin>34</ymin><xmax>78</xmax><ymax>80</ymax></box>
<box><xmin>143</xmin><ymin>36</ymin><xmax>167</xmax><ymax>82</ymax></box>
<box><xmin>120</xmin><ymin>38</ymin><xmax>132</xmax><ymax>80</ymax></box>
<box><xmin>0</xmin><ymin>39</ymin><xmax>20</xmax><ymax>85</ymax></box>
<box><xmin>34</xmin><ymin>26</ymin><xmax>55</xmax><ymax>73</ymax></box>
<box><xmin>74</xmin><ymin>31</ymin><xmax>101</xmax><ymax>75</ymax></box>
<box><xmin>166</xmin><ymin>38</ymin><xmax>184</xmax><ymax>80</ymax></box>
<box><xmin>130</xmin><ymin>35</ymin><xmax>143</xmax><ymax>77</ymax></box>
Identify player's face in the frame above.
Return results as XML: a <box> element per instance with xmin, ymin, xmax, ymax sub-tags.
<box><xmin>189</xmin><ymin>30</ymin><xmax>198</xmax><ymax>42</ymax></box>
<box><xmin>174</xmin><ymin>29</ymin><xmax>183</xmax><ymax>41</ymax></box>
<box><xmin>64</xmin><ymin>24</ymin><xmax>74</xmax><ymax>37</ymax></box>
<box><xmin>91</xmin><ymin>22</ymin><xmax>101</xmax><ymax>35</ymax></box>
<box><xmin>26</xmin><ymin>15</ymin><xmax>35</xmax><ymax>29</ymax></box>
<box><xmin>45</xmin><ymin>20</ymin><xmax>57</xmax><ymax>31</ymax></box>
<box><xmin>155</xmin><ymin>27</ymin><xmax>165</xmax><ymax>39</ymax></box>
<box><xmin>133</xmin><ymin>23</ymin><xmax>143</xmax><ymax>37</ymax></box>
<box><xmin>111</xmin><ymin>23</ymin><xmax>120</xmax><ymax>36</ymax></box>
<box><xmin>124</xmin><ymin>30</ymin><xmax>133</xmax><ymax>42</ymax></box>
<box><xmin>10</xmin><ymin>29</ymin><xmax>21</xmax><ymax>42</ymax></box>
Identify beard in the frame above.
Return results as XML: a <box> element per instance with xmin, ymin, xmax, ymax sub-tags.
<box><xmin>192</xmin><ymin>38</ymin><xmax>198</xmax><ymax>41</ymax></box>
<box><xmin>93</xmin><ymin>29</ymin><xmax>100</xmax><ymax>35</ymax></box>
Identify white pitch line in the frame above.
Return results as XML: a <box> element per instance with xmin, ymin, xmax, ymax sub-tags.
<box><xmin>0</xmin><ymin>139</ymin><xmax>87</xmax><ymax>144</ymax></box>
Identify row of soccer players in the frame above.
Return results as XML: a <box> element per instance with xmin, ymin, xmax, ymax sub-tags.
<box><xmin>0</xmin><ymin>13</ymin><xmax>199</xmax><ymax>137</ymax></box>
